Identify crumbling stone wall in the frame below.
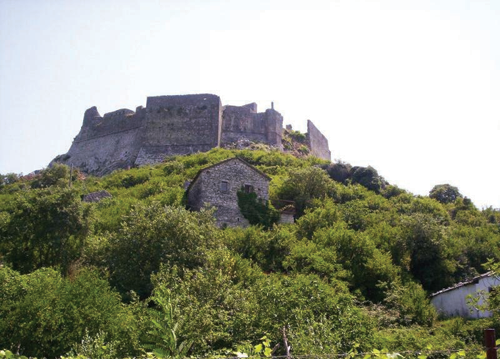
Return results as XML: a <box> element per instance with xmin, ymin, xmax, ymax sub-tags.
<box><xmin>52</xmin><ymin>94</ymin><xmax>331</xmax><ymax>175</ymax></box>
<box><xmin>306</xmin><ymin>120</ymin><xmax>331</xmax><ymax>161</ymax></box>
<box><xmin>53</xmin><ymin>94</ymin><xmax>223</xmax><ymax>173</ymax></box>
<box><xmin>221</xmin><ymin>103</ymin><xmax>283</xmax><ymax>149</ymax></box>
<box><xmin>54</xmin><ymin>107</ymin><xmax>145</xmax><ymax>175</ymax></box>
<box><xmin>187</xmin><ymin>158</ymin><xmax>270</xmax><ymax>227</ymax></box>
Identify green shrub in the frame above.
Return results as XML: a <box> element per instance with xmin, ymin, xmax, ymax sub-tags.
<box><xmin>121</xmin><ymin>172</ymin><xmax>151</xmax><ymax>188</ymax></box>
<box><xmin>237</xmin><ymin>189</ymin><xmax>280</xmax><ymax>229</ymax></box>
<box><xmin>288</xmin><ymin>130</ymin><xmax>307</xmax><ymax>143</ymax></box>
<box><xmin>31</xmin><ymin>163</ymin><xmax>73</xmax><ymax>189</ymax></box>
<box><xmin>254</xmin><ymin>273</ymin><xmax>373</xmax><ymax>354</ymax></box>
<box><xmin>430</xmin><ymin>184</ymin><xmax>463</xmax><ymax>204</ymax></box>
<box><xmin>150</xmin><ymin>250</ymin><xmax>261</xmax><ymax>354</ymax></box>
<box><xmin>350</xmin><ymin>166</ymin><xmax>384</xmax><ymax>193</ymax></box>
<box><xmin>0</xmin><ymin>187</ymin><xmax>92</xmax><ymax>274</ymax></box>
<box><xmin>108</xmin><ymin>202</ymin><xmax>222</xmax><ymax>298</ymax></box>
<box><xmin>298</xmin><ymin>145</ymin><xmax>310</xmax><ymax>154</ymax></box>
<box><xmin>224</xmin><ymin>225</ymin><xmax>297</xmax><ymax>272</ymax></box>
<box><xmin>162</xmin><ymin>161</ymin><xmax>185</xmax><ymax>175</ymax></box>
<box><xmin>384</xmin><ymin>281</ymin><xmax>437</xmax><ymax>326</ymax></box>
<box><xmin>276</xmin><ymin>166</ymin><xmax>334</xmax><ymax>217</ymax></box>
<box><xmin>0</xmin><ymin>267</ymin><xmax>139</xmax><ymax>358</ymax></box>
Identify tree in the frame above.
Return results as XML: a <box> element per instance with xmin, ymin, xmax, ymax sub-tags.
<box><xmin>224</xmin><ymin>225</ymin><xmax>297</xmax><ymax>273</ymax></box>
<box><xmin>0</xmin><ymin>187</ymin><xmax>92</xmax><ymax>274</ymax></box>
<box><xmin>277</xmin><ymin>167</ymin><xmax>334</xmax><ymax>217</ymax></box>
<box><xmin>429</xmin><ymin>184</ymin><xmax>462</xmax><ymax>204</ymax></box>
<box><xmin>150</xmin><ymin>250</ymin><xmax>261</xmax><ymax>354</ymax></box>
<box><xmin>0</xmin><ymin>267</ymin><xmax>138</xmax><ymax>358</ymax></box>
<box><xmin>383</xmin><ymin>280</ymin><xmax>436</xmax><ymax>326</ymax></box>
<box><xmin>253</xmin><ymin>273</ymin><xmax>373</xmax><ymax>354</ymax></box>
<box><xmin>0</xmin><ymin>173</ymin><xmax>20</xmax><ymax>188</ymax></box>
<box><xmin>108</xmin><ymin>203</ymin><xmax>222</xmax><ymax>298</ymax></box>
<box><xmin>295</xmin><ymin>198</ymin><xmax>341</xmax><ymax>240</ymax></box>
<box><xmin>350</xmin><ymin>166</ymin><xmax>385</xmax><ymax>193</ymax></box>
<box><xmin>323</xmin><ymin>161</ymin><xmax>352</xmax><ymax>184</ymax></box>
<box><xmin>31</xmin><ymin>163</ymin><xmax>74</xmax><ymax>189</ymax></box>
<box><xmin>313</xmin><ymin>224</ymin><xmax>400</xmax><ymax>302</ymax></box>
<box><xmin>402</xmin><ymin>213</ymin><xmax>456</xmax><ymax>291</ymax></box>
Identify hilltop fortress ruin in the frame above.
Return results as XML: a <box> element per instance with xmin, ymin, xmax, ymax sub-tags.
<box><xmin>52</xmin><ymin>94</ymin><xmax>331</xmax><ymax>175</ymax></box>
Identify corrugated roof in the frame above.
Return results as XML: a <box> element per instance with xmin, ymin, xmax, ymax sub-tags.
<box><xmin>430</xmin><ymin>271</ymin><xmax>494</xmax><ymax>297</ymax></box>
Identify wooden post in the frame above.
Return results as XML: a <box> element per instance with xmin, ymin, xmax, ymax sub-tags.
<box><xmin>282</xmin><ymin>327</ymin><xmax>291</xmax><ymax>359</ymax></box>
<box><xmin>69</xmin><ymin>164</ymin><xmax>73</xmax><ymax>188</ymax></box>
<box><xmin>485</xmin><ymin>328</ymin><xmax>497</xmax><ymax>359</ymax></box>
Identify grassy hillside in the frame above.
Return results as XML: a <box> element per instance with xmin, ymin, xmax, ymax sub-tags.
<box><xmin>1</xmin><ymin>147</ymin><xmax>499</xmax><ymax>358</ymax></box>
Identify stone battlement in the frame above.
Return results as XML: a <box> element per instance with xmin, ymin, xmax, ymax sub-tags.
<box><xmin>52</xmin><ymin>94</ymin><xmax>331</xmax><ymax>175</ymax></box>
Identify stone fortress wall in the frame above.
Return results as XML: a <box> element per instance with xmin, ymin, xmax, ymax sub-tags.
<box><xmin>136</xmin><ymin>94</ymin><xmax>222</xmax><ymax>165</ymax></box>
<box><xmin>306</xmin><ymin>120</ymin><xmax>332</xmax><ymax>161</ymax></box>
<box><xmin>62</xmin><ymin>107</ymin><xmax>145</xmax><ymax>175</ymax></box>
<box><xmin>53</xmin><ymin>94</ymin><xmax>331</xmax><ymax>175</ymax></box>
<box><xmin>221</xmin><ymin>103</ymin><xmax>283</xmax><ymax>149</ymax></box>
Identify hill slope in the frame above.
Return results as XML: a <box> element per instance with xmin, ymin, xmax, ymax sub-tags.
<box><xmin>1</xmin><ymin>148</ymin><xmax>499</xmax><ymax>358</ymax></box>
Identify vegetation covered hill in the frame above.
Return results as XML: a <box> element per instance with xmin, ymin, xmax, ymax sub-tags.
<box><xmin>1</xmin><ymin>148</ymin><xmax>500</xmax><ymax>358</ymax></box>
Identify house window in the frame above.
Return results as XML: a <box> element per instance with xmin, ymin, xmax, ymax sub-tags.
<box><xmin>220</xmin><ymin>181</ymin><xmax>229</xmax><ymax>193</ymax></box>
<box><xmin>244</xmin><ymin>184</ymin><xmax>254</xmax><ymax>193</ymax></box>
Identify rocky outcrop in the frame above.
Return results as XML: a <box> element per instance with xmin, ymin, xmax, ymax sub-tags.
<box><xmin>82</xmin><ymin>190</ymin><xmax>112</xmax><ymax>203</ymax></box>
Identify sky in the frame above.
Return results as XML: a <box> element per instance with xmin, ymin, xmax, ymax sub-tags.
<box><xmin>0</xmin><ymin>0</ymin><xmax>499</xmax><ymax>208</ymax></box>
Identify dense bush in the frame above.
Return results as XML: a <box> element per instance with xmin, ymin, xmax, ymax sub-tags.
<box><xmin>237</xmin><ymin>188</ymin><xmax>280</xmax><ymax>229</ymax></box>
<box><xmin>383</xmin><ymin>281</ymin><xmax>437</xmax><ymax>326</ymax></box>
<box><xmin>0</xmin><ymin>148</ymin><xmax>498</xmax><ymax>357</ymax></box>
<box><xmin>430</xmin><ymin>184</ymin><xmax>463</xmax><ymax>204</ymax></box>
<box><xmin>0</xmin><ymin>187</ymin><xmax>92</xmax><ymax>274</ymax></box>
<box><xmin>276</xmin><ymin>166</ymin><xmax>335</xmax><ymax>217</ymax></box>
<box><xmin>31</xmin><ymin>163</ymin><xmax>75</xmax><ymax>189</ymax></box>
<box><xmin>323</xmin><ymin>161</ymin><xmax>352</xmax><ymax>184</ymax></box>
<box><xmin>0</xmin><ymin>267</ymin><xmax>139</xmax><ymax>358</ymax></box>
<box><xmin>0</xmin><ymin>173</ymin><xmax>20</xmax><ymax>188</ymax></box>
<box><xmin>350</xmin><ymin>166</ymin><xmax>385</xmax><ymax>193</ymax></box>
<box><xmin>107</xmin><ymin>202</ymin><xmax>222</xmax><ymax>298</ymax></box>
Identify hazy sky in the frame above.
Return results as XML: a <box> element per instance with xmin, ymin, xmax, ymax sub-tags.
<box><xmin>0</xmin><ymin>0</ymin><xmax>499</xmax><ymax>208</ymax></box>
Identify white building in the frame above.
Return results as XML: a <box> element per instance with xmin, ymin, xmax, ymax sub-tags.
<box><xmin>430</xmin><ymin>272</ymin><xmax>500</xmax><ymax>318</ymax></box>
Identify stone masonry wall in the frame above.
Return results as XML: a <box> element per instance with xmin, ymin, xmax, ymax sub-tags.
<box><xmin>221</xmin><ymin>104</ymin><xmax>283</xmax><ymax>150</ymax></box>
<box><xmin>264</xmin><ymin>109</ymin><xmax>284</xmax><ymax>148</ymax></box>
<box><xmin>51</xmin><ymin>94</ymin><xmax>331</xmax><ymax>175</ymax></box>
<box><xmin>136</xmin><ymin>94</ymin><xmax>222</xmax><ymax>165</ymax></box>
<box><xmin>188</xmin><ymin>158</ymin><xmax>270</xmax><ymax>227</ymax></box>
<box><xmin>55</xmin><ymin>107</ymin><xmax>145</xmax><ymax>175</ymax></box>
<box><xmin>306</xmin><ymin>120</ymin><xmax>331</xmax><ymax>161</ymax></box>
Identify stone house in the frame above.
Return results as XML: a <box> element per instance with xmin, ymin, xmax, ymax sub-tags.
<box><xmin>430</xmin><ymin>272</ymin><xmax>500</xmax><ymax>318</ymax></box>
<box><xmin>186</xmin><ymin>157</ymin><xmax>272</xmax><ymax>227</ymax></box>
